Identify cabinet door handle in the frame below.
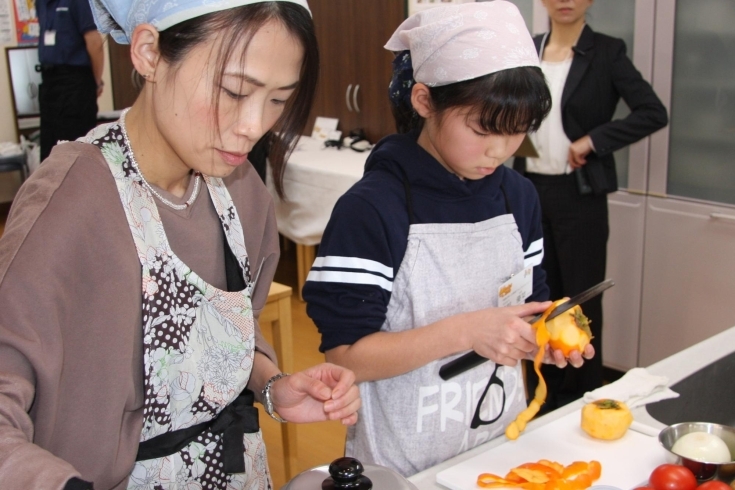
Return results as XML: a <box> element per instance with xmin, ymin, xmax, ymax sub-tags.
<box><xmin>346</xmin><ymin>84</ymin><xmax>353</xmax><ymax>112</ymax></box>
<box><xmin>710</xmin><ymin>212</ymin><xmax>735</xmax><ymax>222</ymax></box>
<box><xmin>353</xmin><ymin>84</ymin><xmax>360</xmax><ymax>113</ymax></box>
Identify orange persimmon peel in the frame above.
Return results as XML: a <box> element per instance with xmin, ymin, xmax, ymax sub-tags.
<box><xmin>505</xmin><ymin>299</ymin><xmax>591</xmax><ymax>440</ymax></box>
<box><xmin>477</xmin><ymin>460</ymin><xmax>602</xmax><ymax>490</ymax></box>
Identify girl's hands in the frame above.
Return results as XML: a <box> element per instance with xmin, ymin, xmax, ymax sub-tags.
<box><xmin>468</xmin><ymin>301</ymin><xmax>552</xmax><ymax>367</ymax></box>
<box><xmin>269</xmin><ymin>363</ymin><xmax>361</xmax><ymax>425</ymax></box>
<box><xmin>537</xmin><ymin>343</ymin><xmax>596</xmax><ymax>368</ymax></box>
<box><xmin>467</xmin><ymin>300</ymin><xmax>596</xmax><ymax>369</ymax></box>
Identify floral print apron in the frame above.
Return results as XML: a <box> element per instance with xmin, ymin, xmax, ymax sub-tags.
<box><xmin>85</xmin><ymin>121</ymin><xmax>270</xmax><ymax>489</ymax></box>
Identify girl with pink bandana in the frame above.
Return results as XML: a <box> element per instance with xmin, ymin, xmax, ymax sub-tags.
<box><xmin>304</xmin><ymin>1</ymin><xmax>596</xmax><ymax>476</ymax></box>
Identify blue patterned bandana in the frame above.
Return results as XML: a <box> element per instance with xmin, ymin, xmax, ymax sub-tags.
<box><xmin>89</xmin><ymin>0</ymin><xmax>311</xmax><ymax>44</ymax></box>
<box><xmin>389</xmin><ymin>50</ymin><xmax>415</xmax><ymax>111</ymax></box>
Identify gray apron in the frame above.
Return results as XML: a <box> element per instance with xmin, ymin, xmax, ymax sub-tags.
<box><xmin>346</xmin><ymin>182</ymin><xmax>528</xmax><ymax>477</ymax></box>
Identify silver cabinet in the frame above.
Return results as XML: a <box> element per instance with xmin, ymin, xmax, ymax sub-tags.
<box><xmin>506</xmin><ymin>0</ymin><xmax>735</xmax><ymax>369</ymax></box>
<box><xmin>639</xmin><ymin>198</ymin><xmax>735</xmax><ymax>366</ymax></box>
<box><xmin>603</xmin><ymin>191</ymin><xmax>647</xmax><ymax>371</ymax></box>
<box><xmin>611</xmin><ymin>0</ymin><xmax>735</xmax><ymax>368</ymax></box>
<box><xmin>639</xmin><ymin>0</ymin><xmax>735</xmax><ymax>365</ymax></box>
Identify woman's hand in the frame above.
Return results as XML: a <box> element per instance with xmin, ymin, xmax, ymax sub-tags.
<box><xmin>269</xmin><ymin>363</ymin><xmax>361</xmax><ymax>425</ymax></box>
<box><xmin>468</xmin><ymin>301</ymin><xmax>552</xmax><ymax>367</ymax></box>
<box><xmin>568</xmin><ymin>135</ymin><xmax>594</xmax><ymax>168</ymax></box>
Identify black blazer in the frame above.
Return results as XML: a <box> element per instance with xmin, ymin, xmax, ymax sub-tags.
<box><xmin>515</xmin><ymin>25</ymin><xmax>668</xmax><ymax>194</ymax></box>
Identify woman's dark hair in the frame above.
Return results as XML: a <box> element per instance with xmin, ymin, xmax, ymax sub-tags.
<box><xmin>398</xmin><ymin>66</ymin><xmax>551</xmax><ymax>135</ymax></box>
<box><xmin>153</xmin><ymin>2</ymin><xmax>318</xmax><ymax>198</ymax></box>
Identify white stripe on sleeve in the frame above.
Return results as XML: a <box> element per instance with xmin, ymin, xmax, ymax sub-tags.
<box><xmin>524</xmin><ymin>249</ymin><xmax>544</xmax><ymax>268</ymax></box>
<box><xmin>524</xmin><ymin>238</ymin><xmax>543</xmax><ymax>257</ymax></box>
<box><xmin>306</xmin><ymin>270</ymin><xmax>393</xmax><ymax>292</ymax></box>
<box><xmin>312</xmin><ymin>256</ymin><xmax>394</xmax><ymax>279</ymax></box>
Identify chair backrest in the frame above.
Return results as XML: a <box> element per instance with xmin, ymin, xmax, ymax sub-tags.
<box><xmin>0</xmin><ymin>153</ymin><xmax>27</xmax><ymax>182</ymax></box>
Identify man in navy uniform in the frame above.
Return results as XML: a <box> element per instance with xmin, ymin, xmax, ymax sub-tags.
<box><xmin>37</xmin><ymin>0</ymin><xmax>104</xmax><ymax>160</ymax></box>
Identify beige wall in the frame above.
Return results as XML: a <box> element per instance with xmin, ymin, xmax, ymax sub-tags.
<box><xmin>0</xmin><ymin>0</ymin><xmax>114</xmax><ymax>201</ymax></box>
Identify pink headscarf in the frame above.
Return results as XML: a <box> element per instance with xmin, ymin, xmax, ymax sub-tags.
<box><xmin>384</xmin><ymin>1</ymin><xmax>539</xmax><ymax>87</ymax></box>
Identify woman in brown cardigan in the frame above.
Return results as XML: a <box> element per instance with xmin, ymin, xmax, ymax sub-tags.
<box><xmin>0</xmin><ymin>1</ymin><xmax>360</xmax><ymax>488</ymax></box>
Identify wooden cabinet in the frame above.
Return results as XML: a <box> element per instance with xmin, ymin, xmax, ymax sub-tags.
<box><xmin>307</xmin><ymin>0</ymin><xmax>405</xmax><ymax>143</ymax></box>
<box><xmin>108</xmin><ymin>40</ymin><xmax>139</xmax><ymax>110</ymax></box>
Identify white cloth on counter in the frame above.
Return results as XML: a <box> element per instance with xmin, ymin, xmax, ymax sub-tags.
<box><xmin>583</xmin><ymin>367</ymin><xmax>679</xmax><ymax>409</ymax></box>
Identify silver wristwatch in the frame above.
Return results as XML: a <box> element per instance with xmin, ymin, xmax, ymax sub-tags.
<box><xmin>262</xmin><ymin>372</ymin><xmax>290</xmax><ymax>423</ymax></box>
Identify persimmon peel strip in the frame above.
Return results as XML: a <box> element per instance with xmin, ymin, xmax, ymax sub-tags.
<box><xmin>505</xmin><ymin>299</ymin><xmax>567</xmax><ymax>440</ymax></box>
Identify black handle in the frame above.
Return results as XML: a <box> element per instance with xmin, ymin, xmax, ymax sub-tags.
<box><xmin>322</xmin><ymin>457</ymin><xmax>372</xmax><ymax>490</ymax></box>
<box><xmin>438</xmin><ymin>352</ymin><xmax>487</xmax><ymax>381</ymax></box>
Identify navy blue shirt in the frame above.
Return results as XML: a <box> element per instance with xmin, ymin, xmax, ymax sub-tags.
<box><xmin>38</xmin><ymin>0</ymin><xmax>97</xmax><ymax>66</ymax></box>
<box><xmin>303</xmin><ymin>132</ymin><xmax>549</xmax><ymax>352</ymax></box>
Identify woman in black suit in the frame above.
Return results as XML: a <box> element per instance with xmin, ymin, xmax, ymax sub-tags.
<box><xmin>515</xmin><ymin>0</ymin><xmax>668</xmax><ymax>411</ymax></box>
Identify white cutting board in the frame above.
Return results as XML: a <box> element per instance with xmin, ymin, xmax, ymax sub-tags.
<box><xmin>436</xmin><ymin>409</ymin><xmax>668</xmax><ymax>490</ymax></box>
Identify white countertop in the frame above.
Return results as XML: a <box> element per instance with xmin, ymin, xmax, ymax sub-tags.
<box><xmin>408</xmin><ymin>325</ymin><xmax>735</xmax><ymax>489</ymax></box>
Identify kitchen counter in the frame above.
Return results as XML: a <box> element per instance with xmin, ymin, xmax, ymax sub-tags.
<box><xmin>408</xmin><ymin>325</ymin><xmax>735</xmax><ymax>489</ymax></box>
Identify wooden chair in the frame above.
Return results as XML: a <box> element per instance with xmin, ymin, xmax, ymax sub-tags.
<box><xmin>296</xmin><ymin>244</ymin><xmax>316</xmax><ymax>302</ymax></box>
<box><xmin>260</xmin><ymin>281</ymin><xmax>298</xmax><ymax>480</ymax></box>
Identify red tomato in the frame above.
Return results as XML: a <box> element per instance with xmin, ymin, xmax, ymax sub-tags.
<box><xmin>634</xmin><ymin>487</ymin><xmax>655</xmax><ymax>490</ymax></box>
<box><xmin>649</xmin><ymin>464</ymin><xmax>698</xmax><ymax>490</ymax></box>
<box><xmin>697</xmin><ymin>481</ymin><xmax>731</xmax><ymax>490</ymax></box>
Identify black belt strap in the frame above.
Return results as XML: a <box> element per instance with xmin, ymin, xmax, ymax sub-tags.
<box><xmin>135</xmin><ymin>389</ymin><xmax>260</xmax><ymax>474</ymax></box>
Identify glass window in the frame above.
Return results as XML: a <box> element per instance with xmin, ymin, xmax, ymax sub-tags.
<box><xmin>666</xmin><ymin>0</ymin><xmax>735</xmax><ymax>205</ymax></box>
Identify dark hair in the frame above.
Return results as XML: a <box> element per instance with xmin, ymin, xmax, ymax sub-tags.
<box><xmin>396</xmin><ymin>66</ymin><xmax>551</xmax><ymax>136</ymax></box>
<box><xmin>153</xmin><ymin>2</ymin><xmax>318</xmax><ymax>198</ymax></box>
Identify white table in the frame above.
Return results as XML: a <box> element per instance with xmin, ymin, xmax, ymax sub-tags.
<box><xmin>408</xmin><ymin>325</ymin><xmax>735</xmax><ymax>489</ymax></box>
<box><xmin>268</xmin><ymin>136</ymin><xmax>368</xmax><ymax>297</ymax></box>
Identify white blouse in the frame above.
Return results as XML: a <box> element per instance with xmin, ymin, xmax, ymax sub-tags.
<box><xmin>527</xmin><ymin>57</ymin><xmax>574</xmax><ymax>175</ymax></box>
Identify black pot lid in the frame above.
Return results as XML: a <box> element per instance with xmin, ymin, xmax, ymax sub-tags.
<box><xmin>283</xmin><ymin>457</ymin><xmax>419</xmax><ymax>490</ymax></box>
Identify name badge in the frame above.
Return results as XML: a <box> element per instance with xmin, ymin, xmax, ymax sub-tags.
<box><xmin>498</xmin><ymin>266</ymin><xmax>533</xmax><ymax>307</ymax></box>
<box><xmin>44</xmin><ymin>30</ymin><xmax>56</xmax><ymax>46</ymax></box>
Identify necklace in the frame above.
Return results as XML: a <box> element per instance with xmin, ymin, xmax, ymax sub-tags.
<box><xmin>119</xmin><ymin>109</ymin><xmax>202</xmax><ymax>211</ymax></box>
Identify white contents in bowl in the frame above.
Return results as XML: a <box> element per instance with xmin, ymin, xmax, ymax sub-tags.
<box><xmin>671</xmin><ymin>431</ymin><xmax>732</xmax><ymax>463</ymax></box>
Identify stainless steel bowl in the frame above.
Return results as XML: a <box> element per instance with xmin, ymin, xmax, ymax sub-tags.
<box><xmin>659</xmin><ymin>422</ymin><xmax>735</xmax><ymax>482</ymax></box>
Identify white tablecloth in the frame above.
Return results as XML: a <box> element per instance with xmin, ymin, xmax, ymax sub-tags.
<box><xmin>268</xmin><ymin>136</ymin><xmax>368</xmax><ymax>246</ymax></box>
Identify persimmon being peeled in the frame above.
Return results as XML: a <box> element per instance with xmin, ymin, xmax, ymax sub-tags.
<box><xmin>505</xmin><ymin>300</ymin><xmax>592</xmax><ymax>440</ymax></box>
<box><xmin>544</xmin><ymin>304</ymin><xmax>593</xmax><ymax>357</ymax></box>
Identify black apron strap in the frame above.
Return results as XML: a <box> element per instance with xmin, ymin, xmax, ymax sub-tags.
<box><xmin>499</xmin><ymin>183</ymin><xmax>513</xmax><ymax>216</ymax></box>
<box><xmin>223</xmin><ymin>225</ymin><xmax>247</xmax><ymax>292</ymax></box>
<box><xmin>135</xmin><ymin>390</ymin><xmax>260</xmax><ymax>474</ymax></box>
<box><xmin>394</xmin><ymin>164</ymin><xmax>416</xmax><ymax>225</ymax></box>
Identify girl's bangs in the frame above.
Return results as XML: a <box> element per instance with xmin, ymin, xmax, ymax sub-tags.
<box><xmin>473</xmin><ymin>67</ymin><xmax>551</xmax><ymax>135</ymax></box>
<box><xmin>430</xmin><ymin>66</ymin><xmax>551</xmax><ymax>135</ymax></box>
